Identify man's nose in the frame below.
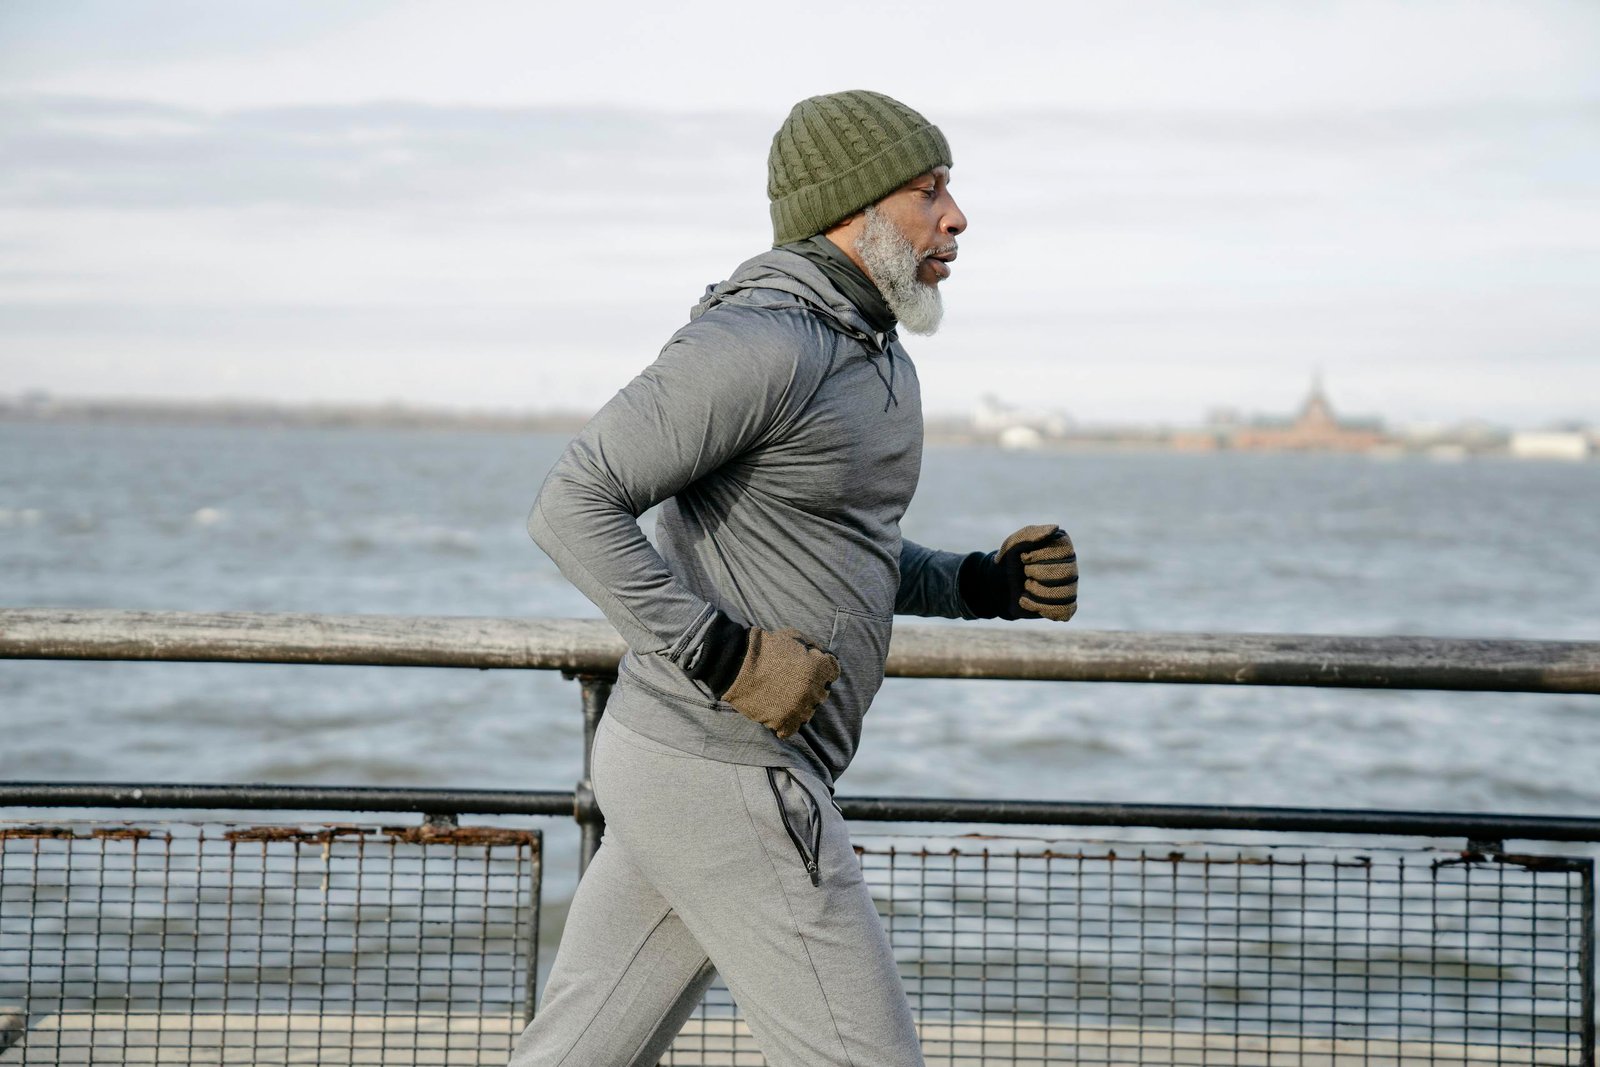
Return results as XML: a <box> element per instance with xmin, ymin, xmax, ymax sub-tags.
<box><xmin>943</xmin><ymin>196</ymin><xmax>967</xmax><ymax>237</ymax></box>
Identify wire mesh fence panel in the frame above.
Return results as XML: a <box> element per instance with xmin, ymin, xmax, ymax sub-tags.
<box><xmin>664</xmin><ymin>835</ymin><xmax>1594</xmax><ymax>1066</ymax></box>
<box><xmin>0</xmin><ymin>820</ymin><xmax>540</xmax><ymax>1065</ymax></box>
<box><xmin>1</xmin><ymin>820</ymin><xmax>1592</xmax><ymax>1065</ymax></box>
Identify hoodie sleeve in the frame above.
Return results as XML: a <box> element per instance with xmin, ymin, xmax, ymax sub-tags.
<box><xmin>527</xmin><ymin>313</ymin><xmax>803</xmax><ymax>659</ymax></box>
<box><xmin>896</xmin><ymin>538</ymin><xmax>978</xmax><ymax>619</ymax></box>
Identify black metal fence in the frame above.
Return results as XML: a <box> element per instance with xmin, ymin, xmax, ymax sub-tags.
<box><xmin>1</xmin><ymin>816</ymin><xmax>541</xmax><ymax>1065</ymax></box>
<box><xmin>2</xmin><ymin>791</ymin><xmax>1594</xmax><ymax>1066</ymax></box>
<box><xmin>672</xmin><ymin>836</ymin><xmax>1594</xmax><ymax>1065</ymax></box>
<box><xmin>2</xmin><ymin>610</ymin><xmax>1598</xmax><ymax>1064</ymax></box>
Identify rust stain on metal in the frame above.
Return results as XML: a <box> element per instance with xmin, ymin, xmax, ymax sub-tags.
<box><xmin>1167</xmin><ymin>853</ymin><xmax>1370</xmax><ymax>869</ymax></box>
<box><xmin>1438</xmin><ymin>850</ymin><xmax>1585</xmax><ymax>873</ymax></box>
<box><xmin>0</xmin><ymin>825</ymin><xmax>76</xmax><ymax>840</ymax></box>
<box><xmin>224</xmin><ymin>824</ymin><xmax>367</xmax><ymax>844</ymax></box>
<box><xmin>1495</xmin><ymin>852</ymin><xmax>1585</xmax><ymax>873</ymax></box>
<box><xmin>90</xmin><ymin>827</ymin><xmax>161</xmax><ymax>841</ymax></box>
<box><xmin>218</xmin><ymin>822</ymin><xmax>537</xmax><ymax>849</ymax></box>
<box><xmin>381</xmin><ymin>824</ymin><xmax>540</xmax><ymax>848</ymax></box>
<box><xmin>1</xmin><ymin>824</ymin><xmax>168</xmax><ymax>842</ymax></box>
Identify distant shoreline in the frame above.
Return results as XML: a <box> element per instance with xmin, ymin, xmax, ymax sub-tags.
<box><xmin>3</xmin><ymin>395</ymin><xmax>1593</xmax><ymax>459</ymax></box>
<box><xmin>0</xmin><ymin>396</ymin><xmax>593</xmax><ymax>435</ymax></box>
<box><xmin>0</xmin><ymin>395</ymin><xmax>989</xmax><ymax>440</ymax></box>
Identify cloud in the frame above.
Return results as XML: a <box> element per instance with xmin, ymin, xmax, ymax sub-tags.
<box><xmin>0</xmin><ymin>93</ymin><xmax>1595</xmax><ymax>423</ymax></box>
<box><xmin>5</xmin><ymin>1</ymin><xmax>1598</xmax><ymax>114</ymax></box>
<box><xmin>0</xmin><ymin>95</ymin><xmax>769</xmax><ymax>213</ymax></box>
<box><xmin>7</xmin><ymin>94</ymin><xmax>1596</xmax><ymax>218</ymax></box>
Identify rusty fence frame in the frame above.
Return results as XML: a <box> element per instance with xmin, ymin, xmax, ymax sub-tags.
<box><xmin>3</xmin><ymin>608</ymin><xmax>1599</xmax><ymax>1061</ymax></box>
<box><xmin>1</xmin><ymin>807</ymin><xmax>545</xmax><ymax>1064</ymax></box>
<box><xmin>3</xmin><ymin>784</ymin><xmax>1596</xmax><ymax>1064</ymax></box>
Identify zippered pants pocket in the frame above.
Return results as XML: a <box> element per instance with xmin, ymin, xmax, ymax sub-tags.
<box><xmin>765</xmin><ymin>767</ymin><xmax>823</xmax><ymax>887</ymax></box>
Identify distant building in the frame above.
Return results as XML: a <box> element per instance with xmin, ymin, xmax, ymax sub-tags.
<box><xmin>972</xmin><ymin>394</ymin><xmax>1071</xmax><ymax>439</ymax></box>
<box><xmin>997</xmin><ymin>425</ymin><xmax>1045</xmax><ymax>451</ymax></box>
<box><xmin>1509</xmin><ymin>431</ymin><xmax>1591</xmax><ymax>461</ymax></box>
<box><xmin>1168</xmin><ymin>429</ymin><xmax>1225</xmax><ymax>452</ymax></box>
<box><xmin>1225</xmin><ymin>376</ymin><xmax>1388</xmax><ymax>453</ymax></box>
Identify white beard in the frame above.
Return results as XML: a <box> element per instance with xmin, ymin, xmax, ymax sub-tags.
<box><xmin>855</xmin><ymin>205</ymin><xmax>945</xmax><ymax>336</ymax></box>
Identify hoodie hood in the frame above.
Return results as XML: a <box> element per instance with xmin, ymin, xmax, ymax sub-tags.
<box><xmin>691</xmin><ymin>249</ymin><xmax>886</xmax><ymax>348</ymax></box>
<box><xmin>691</xmin><ymin>248</ymin><xmax>903</xmax><ymax>411</ymax></box>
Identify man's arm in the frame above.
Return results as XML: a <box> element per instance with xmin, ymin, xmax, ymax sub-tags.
<box><xmin>896</xmin><ymin>538</ymin><xmax>976</xmax><ymax>618</ymax></box>
<box><xmin>527</xmin><ymin>316</ymin><xmax>799</xmax><ymax>665</ymax></box>
<box><xmin>896</xmin><ymin>527</ymin><xmax>1079</xmax><ymax>622</ymax></box>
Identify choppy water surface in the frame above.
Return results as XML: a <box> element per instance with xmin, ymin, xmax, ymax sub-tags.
<box><xmin>2</xmin><ymin>422</ymin><xmax>1598</xmax><ymax>922</ymax></box>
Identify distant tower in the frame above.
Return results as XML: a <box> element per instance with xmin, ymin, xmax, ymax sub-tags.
<box><xmin>1294</xmin><ymin>370</ymin><xmax>1337</xmax><ymax>432</ymax></box>
<box><xmin>1226</xmin><ymin>369</ymin><xmax>1385</xmax><ymax>451</ymax></box>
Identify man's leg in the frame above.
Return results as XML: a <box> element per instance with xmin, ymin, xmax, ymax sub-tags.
<box><xmin>506</xmin><ymin>835</ymin><xmax>717</xmax><ymax>1067</ymax></box>
<box><xmin>595</xmin><ymin>717</ymin><xmax>924</xmax><ymax>1067</ymax></box>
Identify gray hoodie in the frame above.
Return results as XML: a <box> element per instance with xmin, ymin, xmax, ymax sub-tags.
<box><xmin>528</xmin><ymin>248</ymin><xmax>973</xmax><ymax>788</ymax></box>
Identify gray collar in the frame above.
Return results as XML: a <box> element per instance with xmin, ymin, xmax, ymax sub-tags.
<box><xmin>778</xmin><ymin>235</ymin><xmax>896</xmax><ymax>335</ymax></box>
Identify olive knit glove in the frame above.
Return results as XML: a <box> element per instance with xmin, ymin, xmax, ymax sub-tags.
<box><xmin>689</xmin><ymin>615</ymin><xmax>840</xmax><ymax>739</ymax></box>
<box><xmin>959</xmin><ymin>524</ymin><xmax>1079</xmax><ymax>621</ymax></box>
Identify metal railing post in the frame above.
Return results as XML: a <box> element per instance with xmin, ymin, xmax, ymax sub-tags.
<box><xmin>1581</xmin><ymin>858</ymin><xmax>1596</xmax><ymax>1067</ymax></box>
<box><xmin>571</xmin><ymin>673</ymin><xmax>613</xmax><ymax>877</ymax></box>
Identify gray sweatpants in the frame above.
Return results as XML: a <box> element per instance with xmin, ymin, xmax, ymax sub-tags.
<box><xmin>506</xmin><ymin>714</ymin><xmax>923</xmax><ymax>1067</ymax></box>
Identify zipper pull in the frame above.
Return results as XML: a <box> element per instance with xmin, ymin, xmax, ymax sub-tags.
<box><xmin>804</xmin><ymin>860</ymin><xmax>820</xmax><ymax>887</ymax></box>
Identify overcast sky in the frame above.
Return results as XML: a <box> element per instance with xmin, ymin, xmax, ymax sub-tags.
<box><xmin>1</xmin><ymin>0</ymin><xmax>1596</xmax><ymax>425</ymax></box>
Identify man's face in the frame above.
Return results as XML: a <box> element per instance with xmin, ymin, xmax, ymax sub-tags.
<box><xmin>871</xmin><ymin>165</ymin><xmax>966</xmax><ymax>286</ymax></box>
<box><xmin>843</xmin><ymin>166</ymin><xmax>966</xmax><ymax>335</ymax></box>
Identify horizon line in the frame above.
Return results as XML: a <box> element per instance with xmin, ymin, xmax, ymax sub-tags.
<box><xmin>1</xmin><ymin>391</ymin><xmax>1583</xmax><ymax>434</ymax></box>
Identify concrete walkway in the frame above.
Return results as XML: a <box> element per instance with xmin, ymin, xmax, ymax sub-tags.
<box><xmin>0</xmin><ymin>1012</ymin><xmax>1579</xmax><ymax>1065</ymax></box>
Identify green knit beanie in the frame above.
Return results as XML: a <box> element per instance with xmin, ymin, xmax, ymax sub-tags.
<box><xmin>767</xmin><ymin>90</ymin><xmax>952</xmax><ymax>246</ymax></box>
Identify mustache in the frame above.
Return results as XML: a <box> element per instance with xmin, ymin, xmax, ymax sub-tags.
<box><xmin>921</xmin><ymin>241</ymin><xmax>959</xmax><ymax>260</ymax></box>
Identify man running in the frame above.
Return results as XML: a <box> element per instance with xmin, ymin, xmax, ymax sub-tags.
<box><xmin>510</xmin><ymin>89</ymin><xmax>1078</xmax><ymax>1067</ymax></box>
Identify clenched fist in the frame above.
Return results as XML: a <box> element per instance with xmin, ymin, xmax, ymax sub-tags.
<box><xmin>959</xmin><ymin>524</ymin><xmax>1079</xmax><ymax>622</ymax></box>
<box><xmin>721</xmin><ymin>627</ymin><xmax>841</xmax><ymax>739</ymax></box>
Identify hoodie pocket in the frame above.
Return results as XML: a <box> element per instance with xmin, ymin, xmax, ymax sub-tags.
<box><xmin>824</xmin><ymin>607</ymin><xmax>893</xmax><ymax>721</ymax></box>
<box><xmin>766</xmin><ymin>767</ymin><xmax>823</xmax><ymax>887</ymax></box>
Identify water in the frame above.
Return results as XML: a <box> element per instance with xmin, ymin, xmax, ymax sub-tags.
<box><xmin>2</xmin><ymin>421</ymin><xmax>1598</xmax><ymax>928</ymax></box>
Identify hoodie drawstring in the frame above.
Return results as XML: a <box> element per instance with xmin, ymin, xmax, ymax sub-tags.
<box><xmin>872</xmin><ymin>340</ymin><xmax>899</xmax><ymax>412</ymax></box>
